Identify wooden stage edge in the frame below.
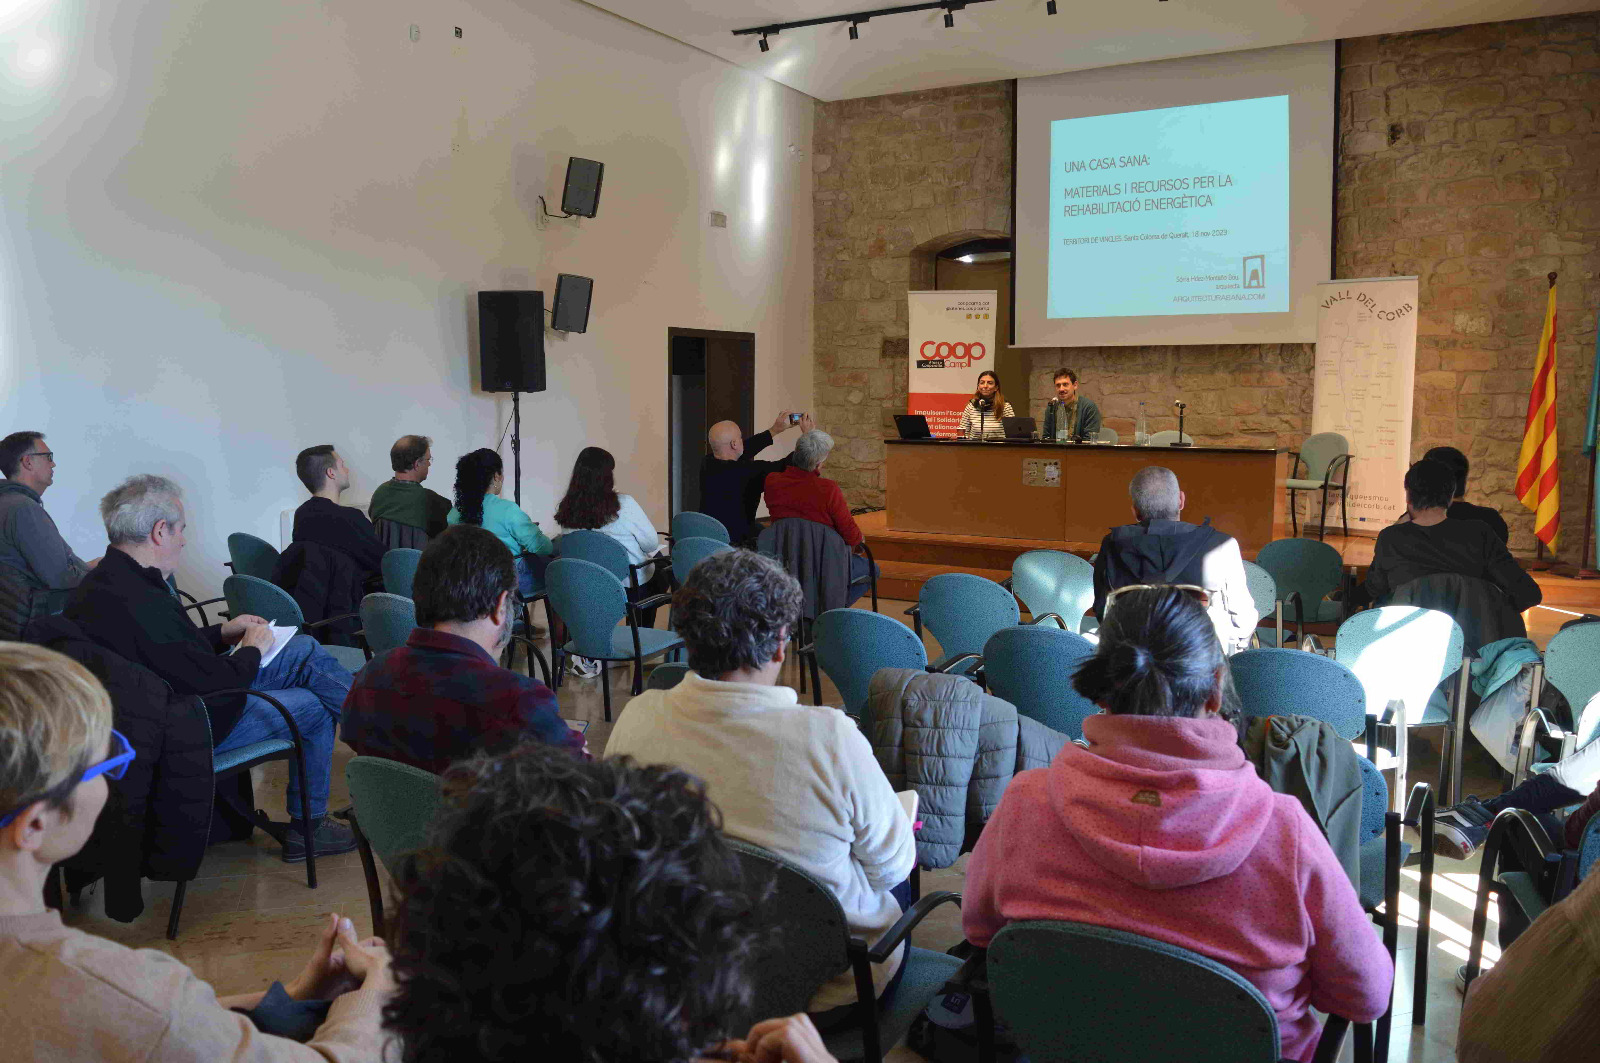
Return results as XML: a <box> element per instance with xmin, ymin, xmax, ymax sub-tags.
<box><xmin>857</xmin><ymin>510</ymin><xmax>1600</xmax><ymax>615</ymax></box>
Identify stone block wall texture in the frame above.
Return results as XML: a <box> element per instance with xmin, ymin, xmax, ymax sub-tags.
<box><xmin>812</xmin><ymin>13</ymin><xmax>1600</xmax><ymax>558</ymax></box>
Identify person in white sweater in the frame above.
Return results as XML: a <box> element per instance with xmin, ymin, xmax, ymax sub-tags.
<box><xmin>957</xmin><ymin>370</ymin><xmax>1015</xmax><ymax>440</ymax></box>
<box><xmin>605</xmin><ymin>549</ymin><xmax>915</xmax><ymax>1016</ymax></box>
<box><xmin>554</xmin><ymin>446</ymin><xmax>669</xmax><ymax>627</ymax></box>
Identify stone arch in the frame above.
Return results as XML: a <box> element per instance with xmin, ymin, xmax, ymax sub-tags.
<box><xmin>907</xmin><ymin>228</ymin><xmax>1011</xmax><ymax>290</ymax></box>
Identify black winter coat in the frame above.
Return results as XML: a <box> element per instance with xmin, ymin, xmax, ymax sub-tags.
<box><xmin>272</xmin><ymin>540</ymin><xmax>365</xmax><ymax>645</ymax></box>
<box><xmin>26</xmin><ymin>615</ymin><xmax>215</xmax><ymax>922</ymax></box>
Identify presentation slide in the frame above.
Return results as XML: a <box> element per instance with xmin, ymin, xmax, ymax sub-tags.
<box><xmin>1013</xmin><ymin>42</ymin><xmax>1334</xmax><ymax>348</ymax></box>
<box><xmin>1047</xmin><ymin>96</ymin><xmax>1288</xmax><ymax>319</ymax></box>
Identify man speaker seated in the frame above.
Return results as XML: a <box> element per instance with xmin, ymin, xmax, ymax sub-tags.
<box><xmin>700</xmin><ymin>410</ymin><xmax>811</xmax><ymax>545</ymax></box>
<box><xmin>342</xmin><ymin>525</ymin><xmax>585</xmax><ymax>774</ymax></box>
<box><xmin>368</xmin><ymin>434</ymin><xmax>452</xmax><ymax>541</ymax></box>
<box><xmin>1092</xmin><ymin>465</ymin><xmax>1255</xmax><ymax>653</ymax></box>
<box><xmin>292</xmin><ymin>444</ymin><xmax>386</xmax><ymax>583</ymax></box>
<box><xmin>64</xmin><ymin>474</ymin><xmax>357</xmax><ymax>861</ymax></box>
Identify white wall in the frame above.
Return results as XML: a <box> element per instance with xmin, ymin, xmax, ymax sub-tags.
<box><xmin>0</xmin><ymin>0</ymin><xmax>814</xmax><ymax>595</ymax></box>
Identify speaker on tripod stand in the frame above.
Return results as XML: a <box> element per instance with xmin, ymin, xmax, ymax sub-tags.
<box><xmin>478</xmin><ymin>291</ymin><xmax>547</xmax><ymax>505</ymax></box>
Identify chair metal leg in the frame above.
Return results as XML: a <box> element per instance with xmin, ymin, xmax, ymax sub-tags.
<box><xmin>1341</xmin><ymin>486</ymin><xmax>1350</xmax><ymax>537</ymax></box>
<box><xmin>167</xmin><ymin>880</ymin><xmax>188</xmax><ymax>940</ymax></box>
<box><xmin>1290</xmin><ymin>488</ymin><xmax>1299</xmax><ymax>536</ymax></box>
<box><xmin>1414</xmin><ymin>800</ymin><xmax>1435</xmax><ymax>1025</ymax></box>
<box><xmin>295</xmin><ymin>745</ymin><xmax>317</xmax><ymax>891</ymax></box>
<box><xmin>601</xmin><ymin>665</ymin><xmax>612</xmax><ymax>722</ymax></box>
<box><xmin>1318</xmin><ymin>482</ymin><xmax>1330</xmax><ymax>541</ymax></box>
<box><xmin>852</xmin><ymin>954</ymin><xmax>883</xmax><ymax>1063</ymax></box>
<box><xmin>350</xmin><ymin>813</ymin><xmax>387</xmax><ymax>940</ymax></box>
<box><xmin>1353</xmin><ymin>1021</ymin><xmax>1374</xmax><ymax>1063</ymax></box>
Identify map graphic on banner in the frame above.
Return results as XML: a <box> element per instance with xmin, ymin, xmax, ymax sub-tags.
<box><xmin>907</xmin><ymin>290</ymin><xmax>999</xmax><ymax>437</ymax></box>
<box><xmin>1311</xmin><ymin>277</ymin><xmax>1419</xmax><ymax>532</ymax></box>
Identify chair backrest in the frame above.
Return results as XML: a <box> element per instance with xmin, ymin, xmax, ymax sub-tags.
<box><xmin>1576</xmin><ymin>691</ymin><xmax>1600</xmax><ymax>766</ymax></box>
<box><xmin>1096</xmin><ymin>426</ymin><xmax>1119</xmax><ymax>444</ymax></box>
<box><xmin>671</xmin><ymin>536</ymin><xmax>733</xmax><ymax>585</ymax></box>
<box><xmin>1545</xmin><ymin>624</ymin><xmax>1600</xmax><ymax>739</ymax></box>
<box><xmin>545</xmin><ymin>557</ymin><xmax>629</xmax><ymax>658</ymax></box>
<box><xmin>1577</xmin><ymin>810</ymin><xmax>1600</xmax><ymax>883</ymax></box>
<box><xmin>670</xmin><ymin>511</ymin><xmax>731</xmax><ymax>544</ymax></box>
<box><xmin>1389</xmin><ymin>572</ymin><xmax>1526</xmax><ymax>655</ymax></box>
<box><xmin>223</xmin><ymin>573</ymin><xmax>306</xmax><ymax>627</ymax></box>
<box><xmin>381</xmin><ymin>548</ymin><xmax>424</xmax><ymax>598</ymax></box>
<box><xmin>1240</xmin><ymin>562</ymin><xmax>1276</xmax><ymax>626</ymax></box>
<box><xmin>360</xmin><ymin>593</ymin><xmax>416</xmax><ymax>656</ymax></box>
<box><xmin>1335</xmin><ymin>606</ymin><xmax>1464</xmax><ymax>721</ymax></box>
<box><xmin>555</xmin><ymin>529</ymin><xmax>631</xmax><ymax>582</ymax></box>
<box><xmin>1145</xmin><ymin>430</ymin><xmax>1194</xmax><ymax>447</ymax></box>
<box><xmin>644</xmin><ymin>662</ymin><xmax>691</xmax><ymax>691</ymax></box>
<box><xmin>1254</xmin><ymin>538</ymin><xmax>1343</xmax><ymax>609</ymax></box>
<box><xmin>345</xmin><ymin>756</ymin><xmax>443</xmax><ymax>875</ymax></box>
<box><xmin>988</xmin><ymin>921</ymin><xmax>1281</xmax><ymax>1063</ymax></box>
<box><xmin>813</xmin><ymin>608</ymin><xmax>927</xmax><ymax>720</ymax></box>
<box><xmin>227</xmin><ymin>532</ymin><xmax>280</xmax><ymax>581</ymax></box>
<box><xmin>724</xmin><ymin>838</ymin><xmax>850</xmax><ymax>1027</ymax></box>
<box><xmin>918</xmin><ymin>573</ymin><xmax>1020</xmax><ymax>663</ymax></box>
<box><xmin>983</xmin><ymin>626</ymin><xmax>1099</xmax><ymax>740</ymax></box>
<box><xmin>1011</xmin><ymin>550</ymin><xmax>1096</xmax><ymax>632</ymax></box>
<box><xmin>1298</xmin><ymin>432</ymin><xmax>1350</xmax><ymax>481</ymax></box>
<box><xmin>1228</xmin><ymin>649</ymin><xmax>1367</xmax><ymax>740</ymax></box>
<box><xmin>1356</xmin><ymin>754</ymin><xmax>1389</xmax><ymax>849</ymax></box>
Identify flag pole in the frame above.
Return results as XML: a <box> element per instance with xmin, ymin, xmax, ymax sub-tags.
<box><xmin>1524</xmin><ymin>272</ymin><xmax>1559</xmax><ymax>572</ymax></box>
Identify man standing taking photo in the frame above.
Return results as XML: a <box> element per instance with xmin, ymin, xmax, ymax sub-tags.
<box><xmin>699</xmin><ymin>410</ymin><xmax>812</xmax><ymax>545</ymax></box>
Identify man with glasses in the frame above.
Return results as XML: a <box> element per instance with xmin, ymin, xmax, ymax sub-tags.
<box><xmin>1091</xmin><ymin>465</ymin><xmax>1255</xmax><ymax>653</ymax></box>
<box><xmin>0</xmin><ymin>431</ymin><xmax>99</xmax><ymax>594</ymax></box>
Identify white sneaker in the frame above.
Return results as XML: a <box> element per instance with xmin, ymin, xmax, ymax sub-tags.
<box><xmin>567</xmin><ymin>655</ymin><xmax>601</xmax><ymax>679</ymax></box>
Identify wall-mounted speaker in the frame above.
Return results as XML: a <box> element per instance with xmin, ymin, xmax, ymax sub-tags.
<box><xmin>551</xmin><ymin>274</ymin><xmax>594</xmax><ymax>333</ymax></box>
<box><xmin>477</xmin><ymin>290</ymin><xmax>546</xmax><ymax>393</ymax></box>
<box><xmin>561</xmin><ymin>157</ymin><xmax>604</xmax><ymax>218</ymax></box>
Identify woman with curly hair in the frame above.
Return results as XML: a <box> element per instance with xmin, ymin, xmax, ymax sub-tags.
<box><xmin>383</xmin><ymin>741</ymin><xmax>839</xmax><ymax>1063</ymax></box>
<box><xmin>447</xmin><ymin>448</ymin><xmax>553</xmax><ymax>597</ymax></box>
<box><xmin>554</xmin><ymin>446</ymin><xmax>670</xmax><ymax>628</ymax></box>
<box><xmin>962</xmin><ymin>586</ymin><xmax>1392</xmax><ymax>1062</ymax></box>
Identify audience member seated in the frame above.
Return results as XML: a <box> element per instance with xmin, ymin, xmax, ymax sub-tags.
<box><xmin>1434</xmin><ymin>723</ymin><xmax>1600</xmax><ymax>861</ymax></box>
<box><xmin>1092</xmin><ymin>466</ymin><xmax>1255</xmax><ymax>653</ymax></box>
<box><xmin>0</xmin><ymin>642</ymin><xmax>393</xmax><ymax>1062</ymax></box>
<box><xmin>605</xmin><ymin>549</ymin><xmax>914</xmax><ymax>1015</ymax></box>
<box><xmin>66</xmin><ymin>474</ymin><xmax>357</xmax><ymax>860</ymax></box>
<box><xmin>368</xmin><ymin>434</ymin><xmax>452</xmax><ymax>540</ymax></box>
<box><xmin>447</xmin><ymin>448</ymin><xmax>553</xmax><ymax>598</ymax></box>
<box><xmin>0</xmin><ymin>431</ymin><xmax>98</xmax><ymax>597</ymax></box>
<box><xmin>342</xmin><ymin>525</ymin><xmax>584</xmax><ymax>772</ymax></box>
<box><xmin>292</xmin><ymin>444</ymin><xmax>386</xmax><ymax>584</ymax></box>
<box><xmin>1357</xmin><ymin>459</ymin><xmax>1540</xmax><ymax>617</ymax></box>
<box><xmin>385</xmin><ymin>739</ymin><xmax>843</xmax><ymax>1063</ymax></box>
<box><xmin>701</xmin><ymin>410</ymin><xmax>812</xmax><ymax>545</ymax></box>
<box><xmin>762</xmin><ymin>429</ymin><xmax>874</xmax><ymax>599</ymax></box>
<box><xmin>1457</xmin><ymin>859</ymin><xmax>1600</xmax><ymax>1062</ymax></box>
<box><xmin>1421</xmin><ymin>445</ymin><xmax>1510</xmax><ymax>544</ymax></box>
<box><xmin>554</xmin><ymin>446</ymin><xmax>670</xmax><ymax>625</ymax></box>
<box><xmin>963</xmin><ymin>586</ymin><xmax>1392</xmax><ymax>1062</ymax></box>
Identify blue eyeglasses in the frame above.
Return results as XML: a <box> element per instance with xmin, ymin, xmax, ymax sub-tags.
<box><xmin>0</xmin><ymin>729</ymin><xmax>135</xmax><ymax>829</ymax></box>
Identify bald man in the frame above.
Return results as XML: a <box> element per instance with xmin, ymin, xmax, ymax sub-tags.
<box><xmin>698</xmin><ymin>410</ymin><xmax>813</xmax><ymax>544</ymax></box>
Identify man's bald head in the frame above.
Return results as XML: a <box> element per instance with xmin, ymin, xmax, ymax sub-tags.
<box><xmin>708</xmin><ymin>421</ymin><xmax>744</xmax><ymax>460</ymax></box>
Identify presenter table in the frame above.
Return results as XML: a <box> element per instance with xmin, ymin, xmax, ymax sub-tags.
<box><xmin>885</xmin><ymin>439</ymin><xmax>1286</xmax><ymax>551</ymax></box>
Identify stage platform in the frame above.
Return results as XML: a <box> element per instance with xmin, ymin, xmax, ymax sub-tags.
<box><xmin>859</xmin><ymin>510</ymin><xmax>1598</xmax><ymax>644</ymax></box>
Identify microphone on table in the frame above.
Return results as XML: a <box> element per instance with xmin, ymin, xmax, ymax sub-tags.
<box><xmin>1172</xmin><ymin>400</ymin><xmax>1192</xmax><ymax>446</ymax></box>
<box><xmin>975</xmin><ymin>397</ymin><xmax>992</xmax><ymax>440</ymax></box>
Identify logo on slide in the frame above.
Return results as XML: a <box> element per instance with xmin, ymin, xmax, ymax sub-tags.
<box><xmin>1242</xmin><ymin>255</ymin><xmax>1266</xmax><ymax>289</ymax></box>
<box><xmin>917</xmin><ymin>340</ymin><xmax>987</xmax><ymax>369</ymax></box>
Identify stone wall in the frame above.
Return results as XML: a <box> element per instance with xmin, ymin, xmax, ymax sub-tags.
<box><xmin>812</xmin><ymin>13</ymin><xmax>1600</xmax><ymax>558</ymax></box>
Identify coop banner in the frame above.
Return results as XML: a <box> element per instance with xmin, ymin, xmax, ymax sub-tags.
<box><xmin>908</xmin><ymin>290</ymin><xmax>999</xmax><ymax>437</ymax></box>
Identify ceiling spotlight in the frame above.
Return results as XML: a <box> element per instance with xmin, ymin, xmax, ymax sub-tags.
<box><xmin>1046</xmin><ymin>0</ymin><xmax>1057</xmax><ymax>11</ymax></box>
<box><xmin>758</xmin><ymin>32</ymin><xmax>770</xmax><ymax>51</ymax></box>
<box><xmin>849</xmin><ymin>22</ymin><xmax>859</xmax><ymax>39</ymax></box>
<box><xmin>944</xmin><ymin>10</ymin><xmax>954</xmax><ymax>27</ymax></box>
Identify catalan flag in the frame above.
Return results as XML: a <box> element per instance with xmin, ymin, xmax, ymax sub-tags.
<box><xmin>1515</xmin><ymin>279</ymin><xmax>1560</xmax><ymax>549</ymax></box>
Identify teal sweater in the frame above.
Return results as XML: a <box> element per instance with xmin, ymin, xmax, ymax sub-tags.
<box><xmin>447</xmin><ymin>493</ymin><xmax>553</xmax><ymax>558</ymax></box>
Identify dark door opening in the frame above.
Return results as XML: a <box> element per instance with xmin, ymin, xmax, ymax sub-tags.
<box><xmin>668</xmin><ymin>328</ymin><xmax>754</xmax><ymax>519</ymax></box>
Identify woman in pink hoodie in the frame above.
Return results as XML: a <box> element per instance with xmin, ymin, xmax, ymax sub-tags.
<box><xmin>964</xmin><ymin>586</ymin><xmax>1393</xmax><ymax>1062</ymax></box>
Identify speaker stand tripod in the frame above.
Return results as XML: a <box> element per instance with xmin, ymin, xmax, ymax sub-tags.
<box><xmin>511</xmin><ymin>390</ymin><xmax>523</xmax><ymax>507</ymax></box>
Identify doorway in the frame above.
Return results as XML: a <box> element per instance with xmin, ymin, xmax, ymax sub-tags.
<box><xmin>668</xmin><ymin>328</ymin><xmax>754</xmax><ymax>518</ymax></box>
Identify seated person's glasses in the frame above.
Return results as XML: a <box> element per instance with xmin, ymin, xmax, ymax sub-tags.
<box><xmin>0</xmin><ymin>729</ymin><xmax>135</xmax><ymax>828</ymax></box>
<box><xmin>1104</xmin><ymin>583</ymin><xmax>1211</xmax><ymax>614</ymax></box>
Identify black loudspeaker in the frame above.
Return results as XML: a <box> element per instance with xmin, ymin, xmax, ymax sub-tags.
<box><xmin>551</xmin><ymin>274</ymin><xmax>593</xmax><ymax>333</ymax></box>
<box><xmin>477</xmin><ymin>290</ymin><xmax>546</xmax><ymax>393</ymax></box>
<box><xmin>561</xmin><ymin>157</ymin><xmax>604</xmax><ymax>217</ymax></box>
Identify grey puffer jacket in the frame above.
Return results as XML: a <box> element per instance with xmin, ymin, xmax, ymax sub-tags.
<box><xmin>866</xmin><ymin>667</ymin><xmax>1069</xmax><ymax>869</ymax></box>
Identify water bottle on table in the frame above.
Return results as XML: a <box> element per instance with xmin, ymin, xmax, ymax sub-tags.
<box><xmin>1134</xmin><ymin>402</ymin><xmax>1150</xmax><ymax>446</ymax></box>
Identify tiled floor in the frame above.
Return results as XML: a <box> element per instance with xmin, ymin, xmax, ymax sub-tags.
<box><xmin>56</xmin><ymin>595</ymin><xmax>1535</xmax><ymax>1061</ymax></box>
